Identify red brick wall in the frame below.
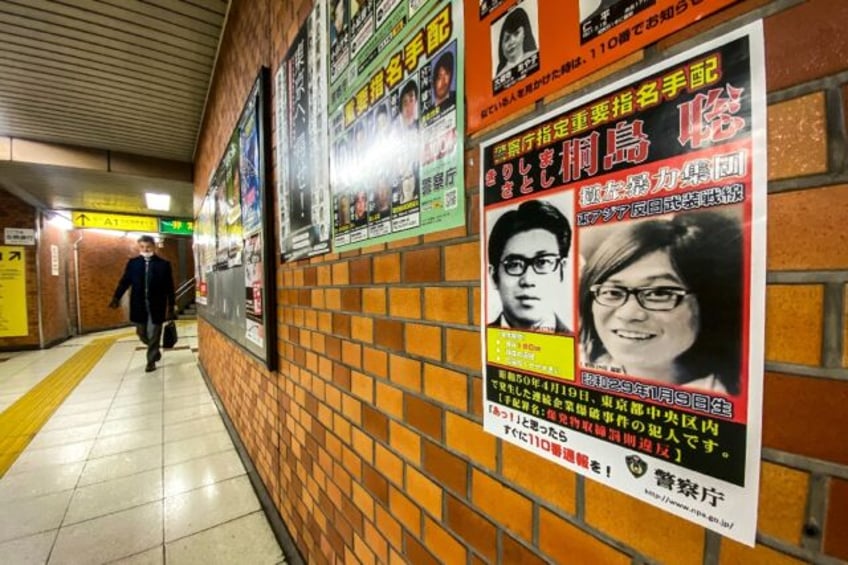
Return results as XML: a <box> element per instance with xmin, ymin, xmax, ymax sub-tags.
<box><xmin>0</xmin><ymin>189</ymin><xmax>39</xmax><ymax>349</ymax></box>
<box><xmin>0</xmin><ymin>199</ymin><xmax>194</xmax><ymax>345</ymax></box>
<box><xmin>76</xmin><ymin>230</ymin><xmax>135</xmax><ymax>332</ymax></box>
<box><xmin>77</xmin><ymin>232</ymin><xmax>188</xmax><ymax>332</ymax></box>
<box><xmin>196</xmin><ymin>0</ymin><xmax>848</xmax><ymax>563</ymax></box>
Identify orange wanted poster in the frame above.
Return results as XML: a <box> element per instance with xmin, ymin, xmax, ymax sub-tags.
<box><xmin>466</xmin><ymin>0</ymin><xmax>738</xmax><ymax>134</ymax></box>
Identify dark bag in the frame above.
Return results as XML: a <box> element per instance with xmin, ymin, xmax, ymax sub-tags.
<box><xmin>162</xmin><ymin>321</ymin><xmax>178</xmax><ymax>349</ymax></box>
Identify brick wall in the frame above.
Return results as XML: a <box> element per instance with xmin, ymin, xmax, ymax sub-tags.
<box><xmin>0</xmin><ymin>193</ymin><xmax>194</xmax><ymax>344</ymax></box>
<box><xmin>0</xmin><ymin>189</ymin><xmax>40</xmax><ymax>349</ymax></box>
<box><xmin>196</xmin><ymin>0</ymin><xmax>848</xmax><ymax>563</ymax></box>
<box><xmin>78</xmin><ymin>232</ymin><xmax>188</xmax><ymax>333</ymax></box>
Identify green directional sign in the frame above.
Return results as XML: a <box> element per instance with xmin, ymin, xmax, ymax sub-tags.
<box><xmin>159</xmin><ymin>218</ymin><xmax>194</xmax><ymax>236</ymax></box>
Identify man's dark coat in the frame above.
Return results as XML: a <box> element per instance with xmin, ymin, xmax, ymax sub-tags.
<box><xmin>112</xmin><ymin>255</ymin><xmax>175</xmax><ymax>324</ymax></box>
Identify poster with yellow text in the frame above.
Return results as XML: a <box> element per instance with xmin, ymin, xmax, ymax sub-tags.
<box><xmin>0</xmin><ymin>246</ymin><xmax>28</xmax><ymax>337</ymax></box>
<box><xmin>480</xmin><ymin>24</ymin><xmax>766</xmax><ymax>545</ymax></box>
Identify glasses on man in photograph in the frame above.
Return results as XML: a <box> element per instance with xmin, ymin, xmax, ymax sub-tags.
<box><xmin>589</xmin><ymin>284</ymin><xmax>691</xmax><ymax>311</ymax></box>
<box><xmin>500</xmin><ymin>254</ymin><xmax>562</xmax><ymax>276</ymax></box>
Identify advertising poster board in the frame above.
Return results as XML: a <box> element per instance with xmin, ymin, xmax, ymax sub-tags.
<box><xmin>278</xmin><ymin>0</ymin><xmax>333</xmax><ymax>262</ymax></box>
<box><xmin>480</xmin><ymin>23</ymin><xmax>766</xmax><ymax>544</ymax></box>
<box><xmin>329</xmin><ymin>0</ymin><xmax>465</xmax><ymax>251</ymax></box>
<box><xmin>0</xmin><ymin>246</ymin><xmax>27</xmax><ymax>337</ymax></box>
<box><xmin>329</xmin><ymin>0</ymin><xmax>432</xmax><ymax>103</ymax></box>
<box><xmin>213</xmin><ymin>169</ymin><xmax>229</xmax><ymax>268</ymax></box>
<box><xmin>244</xmin><ymin>231</ymin><xmax>264</xmax><ymax>346</ymax></box>
<box><xmin>195</xmin><ymin>71</ymin><xmax>276</xmax><ymax>369</ymax></box>
<box><xmin>240</xmin><ymin>98</ymin><xmax>263</xmax><ymax>235</ymax></box>
<box><xmin>239</xmin><ymin>88</ymin><xmax>267</xmax><ymax>347</ymax></box>
<box><xmin>194</xmin><ymin>195</ymin><xmax>215</xmax><ymax>305</ymax></box>
<box><xmin>225</xmin><ymin>137</ymin><xmax>244</xmax><ymax>269</ymax></box>
<box><xmin>465</xmin><ymin>0</ymin><xmax>737</xmax><ymax>134</ymax></box>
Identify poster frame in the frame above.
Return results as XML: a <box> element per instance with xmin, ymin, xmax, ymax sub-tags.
<box><xmin>194</xmin><ymin>67</ymin><xmax>277</xmax><ymax>371</ymax></box>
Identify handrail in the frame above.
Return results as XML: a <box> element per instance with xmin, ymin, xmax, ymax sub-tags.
<box><xmin>176</xmin><ymin>277</ymin><xmax>195</xmax><ymax>297</ymax></box>
<box><xmin>175</xmin><ymin>277</ymin><xmax>196</xmax><ymax>313</ymax></box>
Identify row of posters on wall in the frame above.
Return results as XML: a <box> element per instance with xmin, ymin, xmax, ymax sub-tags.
<box><xmin>277</xmin><ymin>0</ymin><xmax>741</xmax><ymax>260</ymax></box>
<box><xmin>195</xmin><ymin>79</ymin><xmax>268</xmax><ymax>349</ymax></box>
<box><xmin>278</xmin><ymin>0</ymin><xmax>466</xmax><ymax>260</ymax></box>
<box><xmin>272</xmin><ymin>0</ymin><xmax>764</xmax><ymax>545</ymax></box>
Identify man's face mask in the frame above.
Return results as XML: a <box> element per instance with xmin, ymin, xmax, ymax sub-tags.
<box><xmin>139</xmin><ymin>241</ymin><xmax>155</xmax><ymax>259</ymax></box>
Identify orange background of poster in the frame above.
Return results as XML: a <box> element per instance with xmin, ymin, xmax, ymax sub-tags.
<box><xmin>465</xmin><ymin>0</ymin><xmax>738</xmax><ymax>134</ymax></box>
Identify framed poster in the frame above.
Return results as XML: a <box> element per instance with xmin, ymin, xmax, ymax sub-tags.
<box><xmin>278</xmin><ymin>0</ymin><xmax>333</xmax><ymax>261</ymax></box>
<box><xmin>480</xmin><ymin>23</ymin><xmax>766</xmax><ymax>545</ymax></box>
<box><xmin>195</xmin><ymin>69</ymin><xmax>277</xmax><ymax>370</ymax></box>
<box><xmin>329</xmin><ymin>0</ymin><xmax>465</xmax><ymax>252</ymax></box>
<box><xmin>465</xmin><ymin>0</ymin><xmax>738</xmax><ymax>134</ymax></box>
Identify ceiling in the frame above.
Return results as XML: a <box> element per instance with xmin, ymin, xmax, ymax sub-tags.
<box><xmin>0</xmin><ymin>0</ymin><xmax>230</xmax><ymax>219</ymax></box>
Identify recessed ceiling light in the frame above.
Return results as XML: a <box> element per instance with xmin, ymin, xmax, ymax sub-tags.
<box><xmin>46</xmin><ymin>211</ymin><xmax>74</xmax><ymax>230</ymax></box>
<box><xmin>145</xmin><ymin>192</ymin><xmax>171</xmax><ymax>211</ymax></box>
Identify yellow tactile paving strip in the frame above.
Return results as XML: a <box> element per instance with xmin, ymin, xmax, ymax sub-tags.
<box><xmin>0</xmin><ymin>336</ymin><xmax>119</xmax><ymax>477</ymax></box>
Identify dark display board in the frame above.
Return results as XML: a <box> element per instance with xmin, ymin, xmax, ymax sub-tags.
<box><xmin>195</xmin><ymin>69</ymin><xmax>277</xmax><ymax>370</ymax></box>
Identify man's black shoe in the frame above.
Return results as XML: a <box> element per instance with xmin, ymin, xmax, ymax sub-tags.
<box><xmin>154</xmin><ymin>352</ymin><xmax>162</xmax><ymax>362</ymax></box>
<box><xmin>145</xmin><ymin>362</ymin><xmax>156</xmax><ymax>372</ymax></box>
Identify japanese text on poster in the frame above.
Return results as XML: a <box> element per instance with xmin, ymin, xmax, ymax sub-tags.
<box><xmin>480</xmin><ymin>24</ymin><xmax>766</xmax><ymax>545</ymax></box>
<box><xmin>465</xmin><ymin>0</ymin><xmax>737</xmax><ymax>133</ymax></box>
<box><xmin>329</xmin><ymin>0</ymin><xmax>431</xmax><ymax>107</ymax></box>
<box><xmin>278</xmin><ymin>0</ymin><xmax>333</xmax><ymax>261</ymax></box>
<box><xmin>329</xmin><ymin>0</ymin><xmax>465</xmax><ymax>251</ymax></box>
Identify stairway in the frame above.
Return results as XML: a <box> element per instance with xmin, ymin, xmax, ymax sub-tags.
<box><xmin>178</xmin><ymin>301</ymin><xmax>197</xmax><ymax>319</ymax></box>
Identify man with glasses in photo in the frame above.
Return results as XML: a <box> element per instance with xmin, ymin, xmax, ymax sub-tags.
<box><xmin>487</xmin><ymin>199</ymin><xmax>572</xmax><ymax>333</ymax></box>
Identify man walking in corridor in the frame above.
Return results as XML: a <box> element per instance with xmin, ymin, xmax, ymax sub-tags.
<box><xmin>109</xmin><ymin>235</ymin><xmax>176</xmax><ymax>372</ymax></box>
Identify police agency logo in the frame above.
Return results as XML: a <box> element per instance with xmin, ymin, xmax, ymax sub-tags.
<box><xmin>625</xmin><ymin>455</ymin><xmax>648</xmax><ymax>478</ymax></box>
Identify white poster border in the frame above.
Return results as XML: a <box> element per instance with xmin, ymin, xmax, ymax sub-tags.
<box><xmin>478</xmin><ymin>21</ymin><xmax>767</xmax><ymax>546</ymax></box>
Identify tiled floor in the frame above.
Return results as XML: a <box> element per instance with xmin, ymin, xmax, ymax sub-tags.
<box><xmin>0</xmin><ymin>323</ymin><xmax>285</xmax><ymax>564</ymax></box>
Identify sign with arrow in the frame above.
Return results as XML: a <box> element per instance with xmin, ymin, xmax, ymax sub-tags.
<box><xmin>159</xmin><ymin>218</ymin><xmax>194</xmax><ymax>236</ymax></box>
<box><xmin>72</xmin><ymin>211</ymin><xmax>158</xmax><ymax>232</ymax></box>
<box><xmin>0</xmin><ymin>246</ymin><xmax>28</xmax><ymax>337</ymax></box>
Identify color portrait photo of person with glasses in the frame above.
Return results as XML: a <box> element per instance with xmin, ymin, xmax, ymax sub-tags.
<box><xmin>579</xmin><ymin>210</ymin><xmax>744</xmax><ymax>395</ymax></box>
<box><xmin>487</xmin><ymin>197</ymin><xmax>574</xmax><ymax>334</ymax></box>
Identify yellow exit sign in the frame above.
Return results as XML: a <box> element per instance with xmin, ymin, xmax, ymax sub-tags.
<box><xmin>72</xmin><ymin>211</ymin><xmax>159</xmax><ymax>232</ymax></box>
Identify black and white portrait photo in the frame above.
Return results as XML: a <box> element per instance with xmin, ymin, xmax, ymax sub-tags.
<box><xmin>486</xmin><ymin>194</ymin><xmax>575</xmax><ymax>334</ymax></box>
<box><xmin>579</xmin><ymin>0</ymin><xmax>653</xmax><ymax>43</ymax></box>
<box><xmin>490</xmin><ymin>0</ymin><xmax>541</xmax><ymax>93</ymax></box>
<box><xmin>578</xmin><ymin>209</ymin><xmax>744</xmax><ymax>395</ymax></box>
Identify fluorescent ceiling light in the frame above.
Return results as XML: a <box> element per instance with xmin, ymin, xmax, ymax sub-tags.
<box><xmin>88</xmin><ymin>229</ymin><xmax>127</xmax><ymax>237</ymax></box>
<box><xmin>47</xmin><ymin>211</ymin><xmax>74</xmax><ymax>230</ymax></box>
<box><xmin>127</xmin><ymin>232</ymin><xmax>160</xmax><ymax>242</ymax></box>
<box><xmin>145</xmin><ymin>192</ymin><xmax>171</xmax><ymax>211</ymax></box>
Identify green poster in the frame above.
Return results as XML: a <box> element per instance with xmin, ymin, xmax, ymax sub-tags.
<box><xmin>329</xmin><ymin>0</ymin><xmax>464</xmax><ymax>251</ymax></box>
